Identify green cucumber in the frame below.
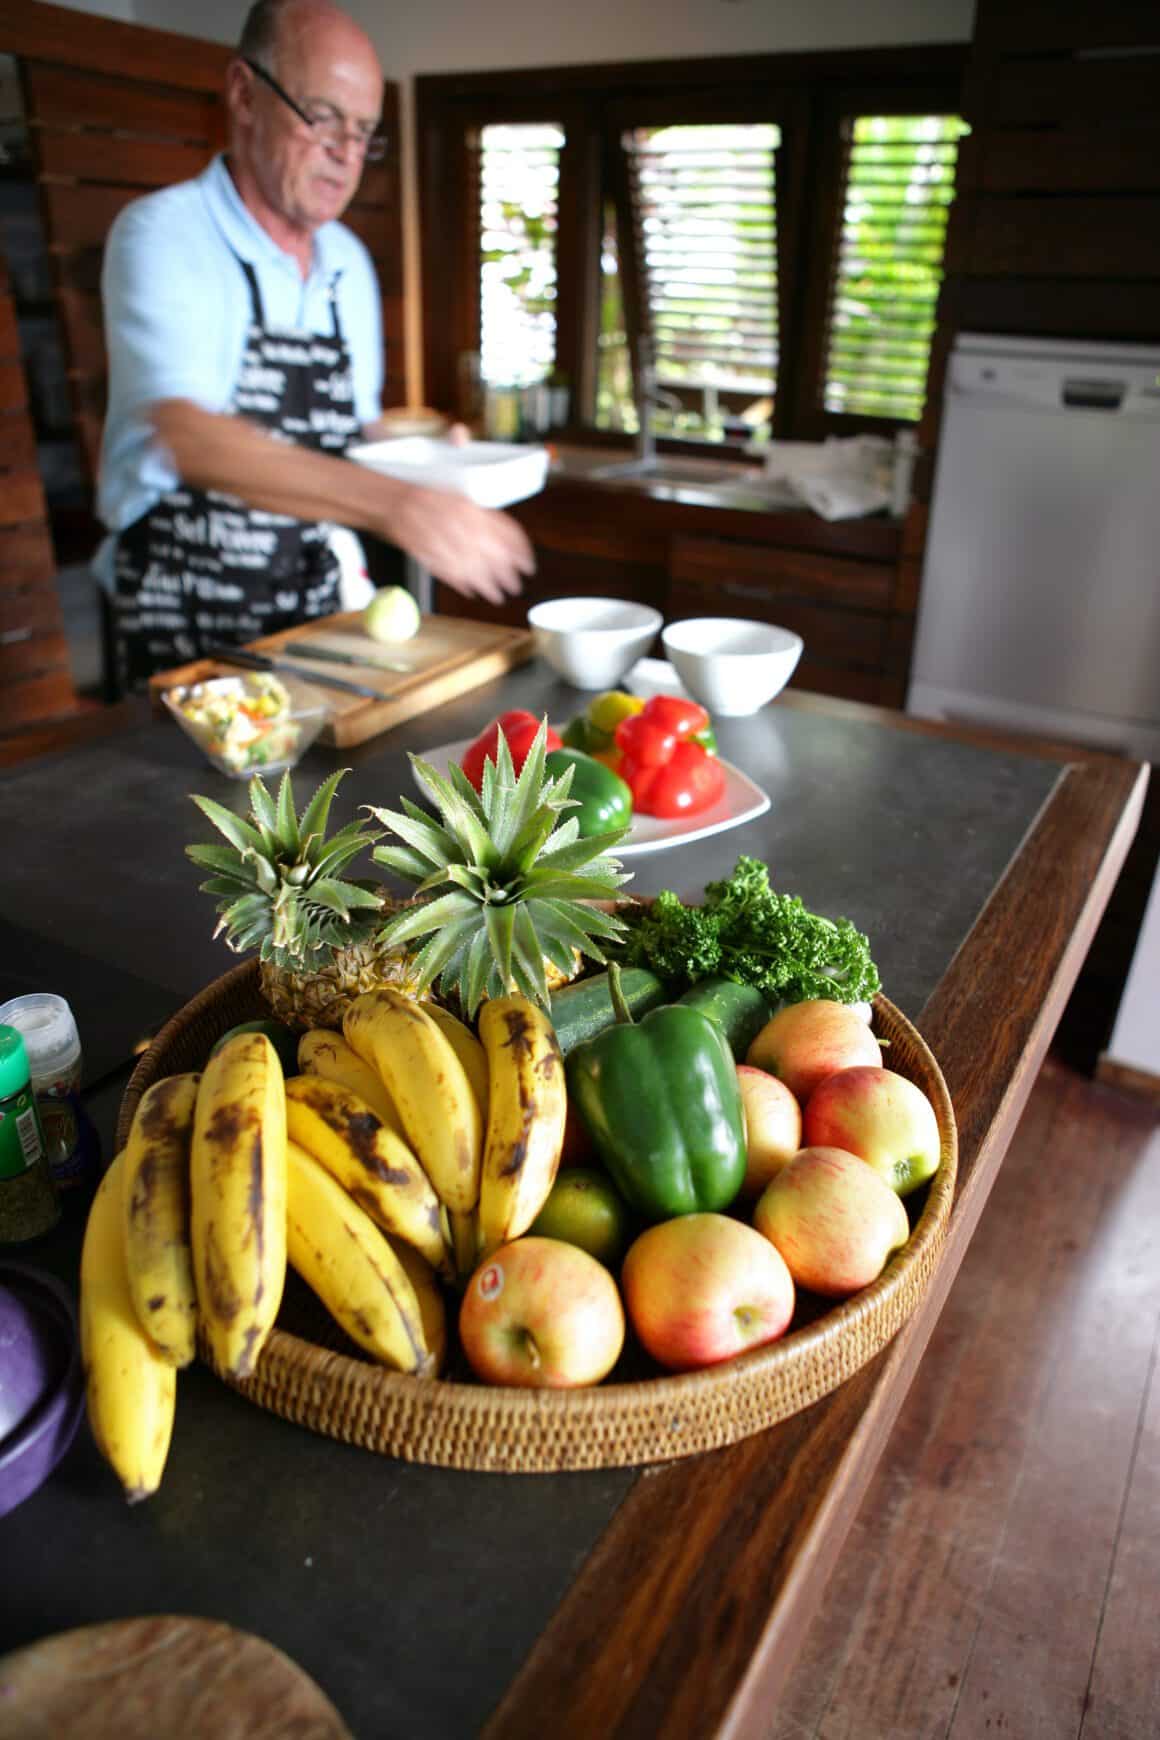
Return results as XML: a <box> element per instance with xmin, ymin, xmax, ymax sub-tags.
<box><xmin>676</xmin><ymin>978</ymin><xmax>772</xmax><ymax>1059</ymax></box>
<box><xmin>549</xmin><ymin>967</ymin><xmax>668</xmax><ymax>1056</ymax></box>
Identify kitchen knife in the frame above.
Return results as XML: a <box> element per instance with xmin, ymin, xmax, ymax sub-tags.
<box><xmin>203</xmin><ymin>643</ymin><xmax>398</xmax><ymax>701</ymax></box>
<box><xmin>278</xmin><ymin>641</ymin><xmax>414</xmax><ymax>674</ymax></box>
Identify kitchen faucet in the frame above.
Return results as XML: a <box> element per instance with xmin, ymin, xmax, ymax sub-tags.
<box><xmin>635</xmin><ymin>338</ymin><xmax>683</xmax><ymax>465</ymax></box>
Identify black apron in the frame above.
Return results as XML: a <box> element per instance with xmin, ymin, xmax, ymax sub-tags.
<box><xmin>112</xmin><ymin>257</ymin><xmax>363</xmax><ymax>689</ymax></box>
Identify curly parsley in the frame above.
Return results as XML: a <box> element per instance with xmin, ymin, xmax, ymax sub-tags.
<box><xmin>613</xmin><ymin>855</ymin><xmax>881</xmax><ymax>1006</ymax></box>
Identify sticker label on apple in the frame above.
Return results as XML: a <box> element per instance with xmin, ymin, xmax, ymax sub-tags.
<box><xmin>478</xmin><ymin>1263</ymin><xmax>504</xmax><ymax>1302</ymax></box>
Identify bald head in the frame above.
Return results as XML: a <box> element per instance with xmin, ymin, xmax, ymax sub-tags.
<box><xmin>228</xmin><ymin>0</ymin><xmax>383</xmax><ymax>245</ymax></box>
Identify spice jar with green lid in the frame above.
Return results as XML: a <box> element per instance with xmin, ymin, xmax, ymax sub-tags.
<box><xmin>0</xmin><ymin>1024</ymin><xmax>60</xmax><ymax>1244</ymax></box>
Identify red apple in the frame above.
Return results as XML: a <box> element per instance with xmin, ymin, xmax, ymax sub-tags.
<box><xmin>735</xmin><ymin>1064</ymin><xmax>802</xmax><ymax>1197</ymax></box>
<box><xmin>458</xmin><ymin>1236</ymin><xmax>624</xmax><ymax>1388</ymax></box>
<box><xmin>803</xmin><ymin>1066</ymin><xmax>941</xmax><ymax>1197</ymax></box>
<box><xmin>621</xmin><ymin>1213</ymin><xmax>795</xmax><ymax>1373</ymax></box>
<box><xmin>753</xmin><ymin>1145</ymin><xmax>910</xmax><ymax>1298</ymax></box>
<box><xmin>745</xmin><ymin>1000</ymin><xmax>882</xmax><ymax>1105</ymax></box>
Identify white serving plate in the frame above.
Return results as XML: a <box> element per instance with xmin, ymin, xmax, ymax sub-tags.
<box><xmin>347</xmin><ymin>437</ymin><xmax>549</xmax><ymax>509</ymax></box>
<box><xmin>412</xmin><ymin>733</ymin><xmax>771</xmax><ymax>858</ymax></box>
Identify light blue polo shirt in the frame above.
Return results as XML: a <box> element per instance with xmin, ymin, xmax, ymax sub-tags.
<box><xmin>97</xmin><ymin>152</ymin><xmax>384</xmax><ymax>537</ymax></box>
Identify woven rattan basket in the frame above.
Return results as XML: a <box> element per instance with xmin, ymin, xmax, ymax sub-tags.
<box><xmin>117</xmin><ymin>959</ymin><xmax>957</xmax><ymax>1473</ymax></box>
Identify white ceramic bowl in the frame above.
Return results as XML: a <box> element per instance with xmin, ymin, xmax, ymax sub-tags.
<box><xmin>527</xmin><ymin>597</ymin><xmax>663</xmax><ymax>689</ymax></box>
<box><xmin>661</xmin><ymin>617</ymin><xmax>804</xmax><ymax>716</ymax></box>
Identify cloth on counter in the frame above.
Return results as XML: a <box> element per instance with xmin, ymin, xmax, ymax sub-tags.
<box><xmin>745</xmin><ymin>435</ymin><xmax>894</xmax><ymax>521</ymax></box>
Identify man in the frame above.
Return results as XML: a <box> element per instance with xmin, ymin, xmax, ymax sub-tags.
<box><xmin>98</xmin><ymin>0</ymin><xmax>533</xmax><ymax>688</ymax></box>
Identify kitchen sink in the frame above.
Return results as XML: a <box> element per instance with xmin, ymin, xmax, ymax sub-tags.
<box><xmin>587</xmin><ymin>456</ymin><xmax>752</xmax><ymax>488</ymax></box>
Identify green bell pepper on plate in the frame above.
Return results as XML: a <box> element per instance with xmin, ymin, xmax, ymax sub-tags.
<box><xmin>544</xmin><ymin>747</ymin><xmax>633</xmax><ymax>839</ymax></box>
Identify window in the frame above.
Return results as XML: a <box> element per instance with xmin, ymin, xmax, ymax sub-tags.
<box><xmin>418</xmin><ymin>48</ymin><xmax>967</xmax><ymax>446</ymax></box>
<box><xmin>477</xmin><ymin>122</ymin><xmax>563</xmax><ymax>389</ymax></box>
<box><xmin>612</xmin><ymin>123</ymin><xmax>780</xmax><ymax>440</ymax></box>
<box><xmin>823</xmin><ymin>115</ymin><xmax>969</xmax><ymax>421</ymax></box>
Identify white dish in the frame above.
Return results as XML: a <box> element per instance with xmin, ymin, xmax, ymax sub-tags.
<box><xmin>412</xmin><ymin>733</ymin><xmax>771</xmax><ymax>859</ymax></box>
<box><xmin>347</xmin><ymin>437</ymin><xmax>549</xmax><ymax>509</ymax></box>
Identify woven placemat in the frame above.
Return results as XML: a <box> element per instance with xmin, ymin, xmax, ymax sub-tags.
<box><xmin>118</xmin><ymin>961</ymin><xmax>957</xmax><ymax>1472</ymax></box>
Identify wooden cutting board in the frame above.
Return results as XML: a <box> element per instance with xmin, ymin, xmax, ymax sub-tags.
<box><xmin>148</xmin><ymin>610</ymin><xmax>535</xmax><ymax>748</ymax></box>
<box><xmin>0</xmin><ymin>1615</ymin><xmax>352</xmax><ymax>1739</ymax></box>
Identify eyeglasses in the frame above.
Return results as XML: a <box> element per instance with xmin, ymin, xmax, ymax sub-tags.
<box><xmin>243</xmin><ymin>57</ymin><xmax>388</xmax><ymax>162</ymax></box>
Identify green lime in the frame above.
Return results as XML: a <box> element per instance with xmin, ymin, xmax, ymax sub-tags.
<box><xmin>529</xmin><ymin>1168</ymin><xmax>631</xmax><ymax>1269</ymax></box>
<box><xmin>209</xmin><ymin>1018</ymin><xmax>299</xmax><ymax>1076</ymax></box>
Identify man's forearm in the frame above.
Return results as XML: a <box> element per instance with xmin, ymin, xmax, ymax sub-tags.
<box><xmin>149</xmin><ymin>399</ymin><xmax>534</xmax><ymax>604</ymax></box>
<box><xmin>152</xmin><ymin>399</ymin><xmax>407</xmax><ymax>543</ymax></box>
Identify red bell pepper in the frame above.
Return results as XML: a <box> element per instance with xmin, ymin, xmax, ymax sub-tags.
<box><xmin>613</xmin><ymin>695</ymin><xmax>725</xmax><ymax>818</ymax></box>
<box><xmin>460</xmin><ymin>710</ymin><xmax>563</xmax><ymax>791</ymax></box>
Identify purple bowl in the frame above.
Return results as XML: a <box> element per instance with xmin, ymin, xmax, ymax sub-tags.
<box><xmin>0</xmin><ymin>1263</ymin><xmax>84</xmax><ymax>1519</ymax></box>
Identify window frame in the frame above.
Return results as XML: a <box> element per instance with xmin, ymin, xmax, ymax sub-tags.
<box><xmin>416</xmin><ymin>46</ymin><xmax>966</xmax><ymax>448</ymax></box>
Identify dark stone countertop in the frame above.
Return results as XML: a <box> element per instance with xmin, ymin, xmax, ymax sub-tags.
<box><xmin>0</xmin><ymin>671</ymin><xmax>1063</xmax><ymax>1737</ymax></box>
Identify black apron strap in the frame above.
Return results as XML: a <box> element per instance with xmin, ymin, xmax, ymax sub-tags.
<box><xmin>236</xmin><ymin>257</ymin><xmax>267</xmax><ymax>329</ymax></box>
<box><xmin>328</xmin><ymin>271</ymin><xmax>344</xmax><ymax>343</ymax></box>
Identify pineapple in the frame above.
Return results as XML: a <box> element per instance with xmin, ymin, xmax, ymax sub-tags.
<box><xmin>187</xmin><ymin>769</ymin><xmax>426</xmax><ymax>1030</ymax></box>
<box><xmin>366</xmin><ymin>720</ymin><xmax>633</xmax><ymax>1018</ymax></box>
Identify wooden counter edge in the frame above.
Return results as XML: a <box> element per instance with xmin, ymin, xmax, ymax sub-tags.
<box><xmin>483</xmin><ymin>746</ymin><xmax>1148</xmax><ymax>1740</ymax></box>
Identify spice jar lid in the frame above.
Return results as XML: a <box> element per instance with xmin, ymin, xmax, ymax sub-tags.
<box><xmin>0</xmin><ymin>1027</ymin><xmax>31</xmax><ymax>1100</ymax></box>
<box><xmin>0</xmin><ymin>996</ymin><xmax>81</xmax><ymax>1082</ymax></box>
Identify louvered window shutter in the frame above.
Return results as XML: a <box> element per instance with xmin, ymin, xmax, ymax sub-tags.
<box><xmin>478</xmin><ymin>122</ymin><xmax>563</xmax><ymax>388</ymax></box>
<box><xmin>822</xmin><ymin>114</ymin><xmax>968</xmax><ymax>422</ymax></box>
<box><xmin>623</xmin><ymin>124</ymin><xmax>779</xmax><ymax>420</ymax></box>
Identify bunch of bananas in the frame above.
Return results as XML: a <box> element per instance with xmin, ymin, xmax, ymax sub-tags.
<box><xmin>336</xmin><ymin>987</ymin><xmax>568</xmax><ymax>1276</ymax></box>
<box><xmin>80</xmin><ymin>1021</ymin><xmax>452</xmax><ymax>1503</ymax></box>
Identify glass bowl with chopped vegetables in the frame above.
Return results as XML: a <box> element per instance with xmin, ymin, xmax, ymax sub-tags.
<box><xmin>161</xmin><ymin>673</ymin><xmax>330</xmax><ymax>779</ymax></box>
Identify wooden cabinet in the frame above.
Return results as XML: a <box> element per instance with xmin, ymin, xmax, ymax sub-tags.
<box><xmin>667</xmin><ymin>534</ymin><xmax>906</xmax><ymax>707</ymax></box>
<box><xmin>436</xmin><ymin>474</ymin><xmax>911</xmax><ymax>708</ymax></box>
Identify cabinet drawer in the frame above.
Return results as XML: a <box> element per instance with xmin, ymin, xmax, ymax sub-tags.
<box><xmin>666</xmin><ymin>579</ymin><xmax>889</xmax><ymax>673</ymax></box>
<box><xmin>670</xmin><ymin>534</ymin><xmax>895</xmax><ymax>610</ymax></box>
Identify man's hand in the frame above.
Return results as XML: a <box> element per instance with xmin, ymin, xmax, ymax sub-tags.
<box><xmin>150</xmin><ymin>399</ymin><xmax>535</xmax><ymax>605</ymax></box>
<box><xmin>387</xmin><ymin>484</ymin><xmax>534</xmax><ymax>605</ymax></box>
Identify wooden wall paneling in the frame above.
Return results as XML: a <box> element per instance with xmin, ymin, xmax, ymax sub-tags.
<box><xmin>20</xmin><ymin>61</ymin><xmax>224</xmax><ymax>141</ymax></box>
<box><xmin>0</xmin><ymin>260</ymin><xmax>78</xmax><ymax>729</ymax></box>
<box><xmin>19</xmin><ymin>53</ymin><xmax>229</xmax><ymax>489</ymax></box>
<box><xmin>0</xmin><ymin>0</ymin><xmax>230</xmax><ymax>92</ymax></box>
<box><xmin>980</xmin><ymin>128</ymin><xmax>1160</xmax><ymax>195</ymax></box>
<box><xmin>0</xmin><ymin>471</ymin><xmax>49</xmax><ymax>528</ymax></box>
<box><xmin>956</xmin><ymin>278</ymin><xmax>1160</xmax><ymax>343</ymax></box>
<box><xmin>977</xmin><ymin>0</ymin><xmax>1160</xmax><ymax>52</ymax></box>
<box><xmin>993</xmin><ymin>54</ymin><xmax>1160</xmax><ymax>129</ymax></box>
<box><xmin>968</xmin><ymin>196</ymin><xmax>1160</xmax><ymax>279</ymax></box>
<box><xmin>1</xmin><ymin>522</ymin><xmax>56</xmax><ymax>578</ymax></box>
<box><xmin>35</xmin><ymin>130</ymin><xmax>217</xmax><ymax>189</ymax></box>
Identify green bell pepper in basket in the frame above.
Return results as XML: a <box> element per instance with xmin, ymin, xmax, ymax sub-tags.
<box><xmin>544</xmin><ymin>747</ymin><xmax>633</xmax><ymax>839</ymax></box>
<box><xmin>566</xmin><ymin>964</ymin><xmax>747</xmax><ymax>1220</ymax></box>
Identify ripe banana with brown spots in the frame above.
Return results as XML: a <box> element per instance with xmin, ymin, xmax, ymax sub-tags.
<box><xmin>344</xmin><ymin>988</ymin><xmax>483</xmax><ymax>1276</ymax></box>
<box><xmin>285</xmin><ymin>1139</ymin><xmax>436</xmax><ymax>1375</ymax></box>
<box><xmin>386</xmin><ymin>1234</ymin><xmax>448</xmax><ymax>1375</ymax></box>
<box><xmin>422</xmin><ymin>1004</ymin><xmax>490</xmax><ymax>1123</ymax></box>
<box><xmin>121</xmin><ymin>1071</ymin><xmax>200</xmax><ymax>1366</ymax></box>
<box><xmin>190</xmin><ymin>1030</ymin><xmax>287</xmax><ymax>1380</ymax></box>
<box><xmin>297</xmin><ymin>1027</ymin><xmax>406</xmax><ymax>1137</ymax></box>
<box><xmin>476</xmin><ymin>995</ymin><xmax>567</xmax><ymax>1260</ymax></box>
<box><xmin>80</xmin><ymin>1153</ymin><xmax>177</xmax><ymax>1503</ymax></box>
<box><xmin>283</xmin><ymin>1073</ymin><xmax>448</xmax><ymax>1275</ymax></box>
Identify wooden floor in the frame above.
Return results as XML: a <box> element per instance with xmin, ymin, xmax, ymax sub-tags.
<box><xmin>770</xmin><ymin>1057</ymin><xmax>1160</xmax><ymax>1740</ymax></box>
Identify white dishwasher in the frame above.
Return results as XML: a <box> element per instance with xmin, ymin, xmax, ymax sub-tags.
<box><xmin>907</xmin><ymin>332</ymin><xmax>1160</xmax><ymax>765</ymax></box>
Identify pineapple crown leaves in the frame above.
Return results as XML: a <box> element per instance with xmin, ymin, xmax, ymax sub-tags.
<box><xmin>362</xmin><ymin>718</ymin><xmax>634</xmax><ymax>1015</ymax></box>
<box><xmin>186</xmin><ymin>768</ymin><xmax>385</xmax><ymax>969</ymax></box>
